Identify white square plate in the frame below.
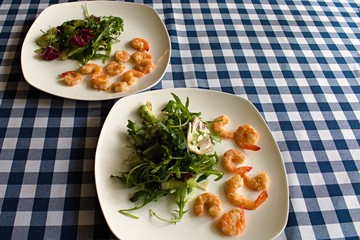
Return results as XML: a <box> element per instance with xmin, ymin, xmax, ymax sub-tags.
<box><xmin>95</xmin><ymin>88</ymin><xmax>289</xmax><ymax>239</ymax></box>
<box><xmin>21</xmin><ymin>1</ymin><xmax>170</xmax><ymax>101</ymax></box>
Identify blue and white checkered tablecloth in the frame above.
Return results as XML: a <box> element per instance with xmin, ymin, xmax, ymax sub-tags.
<box><xmin>0</xmin><ymin>0</ymin><xmax>359</xmax><ymax>239</ymax></box>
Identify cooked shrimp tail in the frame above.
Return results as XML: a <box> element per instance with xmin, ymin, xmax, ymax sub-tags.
<box><xmin>239</xmin><ymin>143</ymin><xmax>261</xmax><ymax>151</ymax></box>
<box><xmin>235</xmin><ymin>166</ymin><xmax>253</xmax><ymax>175</ymax></box>
<box><xmin>254</xmin><ymin>190</ymin><xmax>268</xmax><ymax>206</ymax></box>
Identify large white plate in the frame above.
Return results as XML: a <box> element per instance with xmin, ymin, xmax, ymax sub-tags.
<box><xmin>21</xmin><ymin>1</ymin><xmax>170</xmax><ymax>101</ymax></box>
<box><xmin>95</xmin><ymin>88</ymin><xmax>289</xmax><ymax>239</ymax></box>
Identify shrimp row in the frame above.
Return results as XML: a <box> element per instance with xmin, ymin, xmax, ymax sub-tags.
<box><xmin>110</xmin><ymin>38</ymin><xmax>154</xmax><ymax>91</ymax></box>
<box><xmin>212</xmin><ymin>115</ymin><xmax>261</xmax><ymax>151</ymax></box>
<box><xmin>193</xmin><ymin>145</ymin><xmax>269</xmax><ymax>236</ymax></box>
<box><xmin>59</xmin><ymin>37</ymin><xmax>154</xmax><ymax>93</ymax></box>
<box><xmin>193</xmin><ymin>172</ymin><xmax>268</xmax><ymax>235</ymax></box>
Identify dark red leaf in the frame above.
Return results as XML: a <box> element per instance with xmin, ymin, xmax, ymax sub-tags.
<box><xmin>70</xmin><ymin>28</ymin><xmax>95</xmax><ymax>47</ymax></box>
<box><xmin>40</xmin><ymin>47</ymin><xmax>60</xmax><ymax>60</ymax></box>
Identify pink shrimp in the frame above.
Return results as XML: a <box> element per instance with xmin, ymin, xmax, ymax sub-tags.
<box><xmin>91</xmin><ymin>75</ymin><xmax>110</xmax><ymax>91</ymax></box>
<box><xmin>218</xmin><ymin>208</ymin><xmax>246</xmax><ymax>236</ymax></box>
<box><xmin>111</xmin><ymin>81</ymin><xmax>128</xmax><ymax>93</ymax></box>
<box><xmin>222</xmin><ymin>149</ymin><xmax>252</xmax><ymax>175</ymax></box>
<box><xmin>130</xmin><ymin>38</ymin><xmax>150</xmax><ymax>52</ymax></box>
<box><xmin>225</xmin><ymin>175</ymin><xmax>268</xmax><ymax>210</ymax></box>
<box><xmin>79</xmin><ymin>63</ymin><xmax>102</xmax><ymax>76</ymax></box>
<box><xmin>114</xmin><ymin>50</ymin><xmax>130</xmax><ymax>63</ymax></box>
<box><xmin>134</xmin><ymin>60</ymin><xmax>155</xmax><ymax>74</ymax></box>
<box><xmin>242</xmin><ymin>171</ymin><xmax>269</xmax><ymax>191</ymax></box>
<box><xmin>132</xmin><ymin>51</ymin><xmax>153</xmax><ymax>65</ymax></box>
<box><xmin>194</xmin><ymin>192</ymin><xmax>222</xmax><ymax>218</ymax></box>
<box><xmin>121</xmin><ymin>70</ymin><xmax>144</xmax><ymax>86</ymax></box>
<box><xmin>234</xmin><ymin>124</ymin><xmax>261</xmax><ymax>151</ymax></box>
<box><xmin>60</xmin><ymin>71</ymin><xmax>82</xmax><ymax>86</ymax></box>
<box><xmin>105</xmin><ymin>61</ymin><xmax>126</xmax><ymax>76</ymax></box>
<box><xmin>212</xmin><ymin>115</ymin><xmax>234</xmax><ymax>138</ymax></box>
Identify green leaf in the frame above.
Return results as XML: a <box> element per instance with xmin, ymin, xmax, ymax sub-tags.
<box><xmin>113</xmin><ymin>94</ymin><xmax>223</xmax><ymax>222</ymax></box>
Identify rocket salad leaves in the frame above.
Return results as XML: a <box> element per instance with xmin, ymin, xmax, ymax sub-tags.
<box><xmin>111</xmin><ymin>93</ymin><xmax>223</xmax><ymax>223</ymax></box>
<box><xmin>35</xmin><ymin>6</ymin><xmax>124</xmax><ymax>65</ymax></box>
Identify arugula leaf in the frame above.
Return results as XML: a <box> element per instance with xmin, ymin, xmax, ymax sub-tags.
<box><xmin>35</xmin><ymin>5</ymin><xmax>124</xmax><ymax>65</ymax></box>
<box><xmin>112</xmin><ymin>93</ymin><xmax>223</xmax><ymax>222</ymax></box>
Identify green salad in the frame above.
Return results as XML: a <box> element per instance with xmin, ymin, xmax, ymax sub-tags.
<box><xmin>35</xmin><ymin>6</ymin><xmax>124</xmax><ymax>65</ymax></box>
<box><xmin>111</xmin><ymin>94</ymin><xmax>223</xmax><ymax>223</ymax></box>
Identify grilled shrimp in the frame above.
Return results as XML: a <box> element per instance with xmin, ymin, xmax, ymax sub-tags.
<box><xmin>194</xmin><ymin>192</ymin><xmax>222</xmax><ymax>218</ymax></box>
<box><xmin>218</xmin><ymin>208</ymin><xmax>246</xmax><ymax>236</ymax></box>
<box><xmin>114</xmin><ymin>50</ymin><xmax>130</xmax><ymax>63</ymax></box>
<box><xmin>212</xmin><ymin>115</ymin><xmax>234</xmax><ymax>138</ymax></box>
<box><xmin>242</xmin><ymin>171</ymin><xmax>269</xmax><ymax>191</ymax></box>
<box><xmin>222</xmin><ymin>149</ymin><xmax>252</xmax><ymax>175</ymax></box>
<box><xmin>106</xmin><ymin>61</ymin><xmax>126</xmax><ymax>76</ymax></box>
<box><xmin>132</xmin><ymin>51</ymin><xmax>152</xmax><ymax>65</ymax></box>
<box><xmin>130</xmin><ymin>37</ymin><xmax>150</xmax><ymax>52</ymax></box>
<box><xmin>134</xmin><ymin>60</ymin><xmax>155</xmax><ymax>74</ymax></box>
<box><xmin>91</xmin><ymin>75</ymin><xmax>110</xmax><ymax>91</ymax></box>
<box><xmin>234</xmin><ymin>124</ymin><xmax>261</xmax><ymax>151</ymax></box>
<box><xmin>111</xmin><ymin>81</ymin><xmax>129</xmax><ymax>93</ymax></box>
<box><xmin>225</xmin><ymin>175</ymin><xmax>268</xmax><ymax>210</ymax></box>
<box><xmin>122</xmin><ymin>70</ymin><xmax>144</xmax><ymax>86</ymax></box>
<box><xmin>60</xmin><ymin>71</ymin><xmax>82</xmax><ymax>86</ymax></box>
<box><xmin>80</xmin><ymin>63</ymin><xmax>102</xmax><ymax>76</ymax></box>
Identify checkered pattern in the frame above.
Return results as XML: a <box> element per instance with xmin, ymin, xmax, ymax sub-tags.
<box><xmin>0</xmin><ymin>0</ymin><xmax>359</xmax><ymax>239</ymax></box>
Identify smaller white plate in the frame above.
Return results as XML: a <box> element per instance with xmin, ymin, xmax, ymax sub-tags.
<box><xmin>95</xmin><ymin>88</ymin><xmax>289</xmax><ymax>240</ymax></box>
<box><xmin>21</xmin><ymin>1</ymin><xmax>170</xmax><ymax>101</ymax></box>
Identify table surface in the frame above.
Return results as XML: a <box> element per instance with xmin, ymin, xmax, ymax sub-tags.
<box><xmin>0</xmin><ymin>0</ymin><xmax>359</xmax><ymax>239</ymax></box>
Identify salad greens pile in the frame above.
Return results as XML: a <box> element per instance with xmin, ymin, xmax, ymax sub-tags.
<box><xmin>112</xmin><ymin>93</ymin><xmax>223</xmax><ymax>223</ymax></box>
<box><xmin>35</xmin><ymin>6</ymin><xmax>124</xmax><ymax>65</ymax></box>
